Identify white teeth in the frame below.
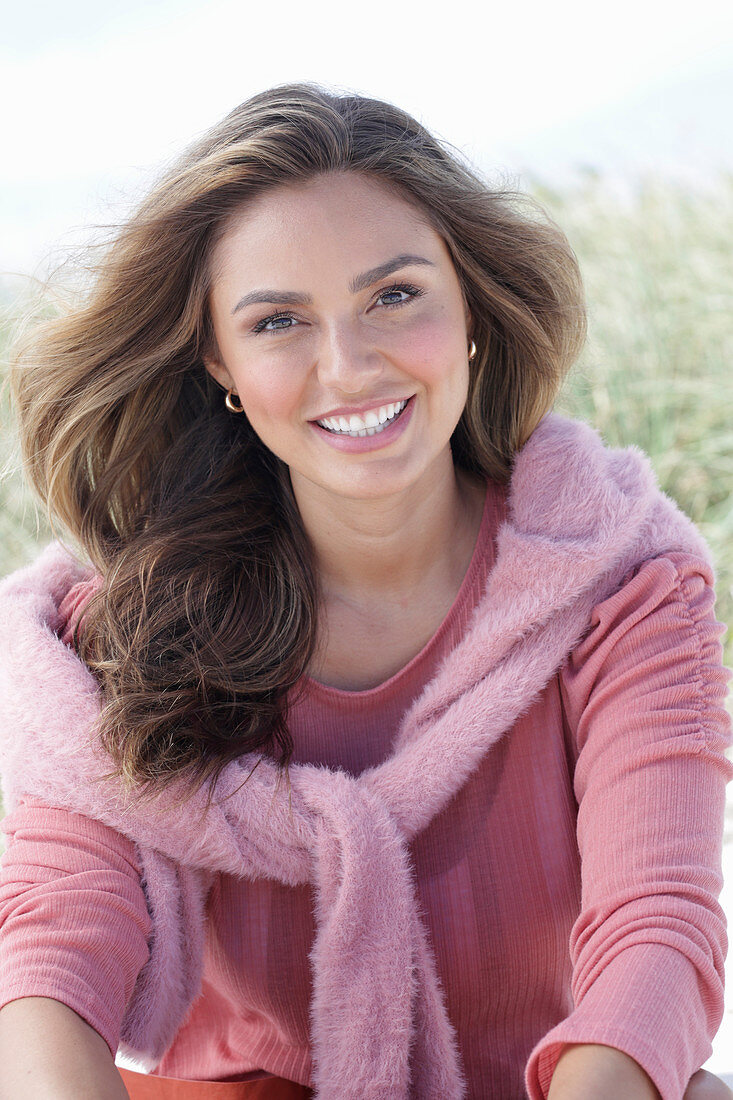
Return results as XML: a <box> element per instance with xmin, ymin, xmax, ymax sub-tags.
<box><xmin>317</xmin><ymin>399</ymin><xmax>408</xmax><ymax>436</ymax></box>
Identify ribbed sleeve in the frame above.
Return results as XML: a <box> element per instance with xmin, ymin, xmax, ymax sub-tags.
<box><xmin>525</xmin><ymin>553</ymin><xmax>733</xmax><ymax>1099</ymax></box>
<box><xmin>0</xmin><ymin>795</ymin><xmax>152</xmax><ymax>1056</ymax></box>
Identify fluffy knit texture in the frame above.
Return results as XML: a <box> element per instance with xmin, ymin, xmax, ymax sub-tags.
<box><xmin>0</xmin><ymin>413</ymin><xmax>718</xmax><ymax>1098</ymax></box>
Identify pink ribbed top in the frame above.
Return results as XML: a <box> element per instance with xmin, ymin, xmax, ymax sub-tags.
<box><xmin>1</xmin><ymin>478</ymin><xmax>730</xmax><ymax>1100</ymax></box>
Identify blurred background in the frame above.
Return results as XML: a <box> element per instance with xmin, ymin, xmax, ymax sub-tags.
<box><xmin>1</xmin><ymin>0</ymin><xmax>732</xmax><ymax>1080</ymax></box>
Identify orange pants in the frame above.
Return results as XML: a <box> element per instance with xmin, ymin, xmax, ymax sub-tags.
<box><xmin>118</xmin><ymin>1067</ymin><xmax>314</xmax><ymax>1099</ymax></box>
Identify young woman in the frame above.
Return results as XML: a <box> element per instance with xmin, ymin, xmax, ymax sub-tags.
<box><xmin>0</xmin><ymin>83</ymin><xmax>730</xmax><ymax>1100</ymax></box>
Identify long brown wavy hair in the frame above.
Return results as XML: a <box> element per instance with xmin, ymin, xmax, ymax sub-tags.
<box><xmin>9</xmin><ymin>82</ymin><xmax>587</xmax><ymax>807</ymax></box>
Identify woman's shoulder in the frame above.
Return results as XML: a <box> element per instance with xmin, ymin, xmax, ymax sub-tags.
<box><xmin>0</xmin><ymin>540</ymin><xmax>102</xmax><ymax>650</ymax></box>
<box><xmin>576</xmin><ymin>549</ymin><xmax>720</xmax><ymax>662</ymax></box>
<box><xmin>2</xmin><ymin>792</ymin><xmax>147</xmax><ymax>874</ymax></box>
<box><xmin>558</xmin><ymin>548</ymin><xmax>731</xmax><ymax>759</ymax></box>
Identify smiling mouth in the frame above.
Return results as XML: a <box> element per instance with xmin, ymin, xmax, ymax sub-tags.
<box><xmin>315</xmin><ymin>398</ymin><xmax>410</xmax><ymax>437</ymax></box>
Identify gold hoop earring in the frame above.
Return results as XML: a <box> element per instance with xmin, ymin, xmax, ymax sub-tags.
<box><xmin>468</xmin><ymin>340</ymin><xmax>477</xmax><ymax>361</ymax></box>
<box><xmin>225</xmin><ymin>388</ymin><xmax>245</xmax><ymax>414</ymax></box>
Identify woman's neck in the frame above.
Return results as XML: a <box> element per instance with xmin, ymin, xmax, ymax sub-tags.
<box><xmin>290</xmin><ymin>458</ymin><xmax>486</xmax><ymax>609</ymax></box>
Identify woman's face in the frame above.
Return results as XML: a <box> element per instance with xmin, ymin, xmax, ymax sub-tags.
<box><xmin>204</xmin><ymin>171</ymin><xmax>473</xmax><ymax>505</ymax></box>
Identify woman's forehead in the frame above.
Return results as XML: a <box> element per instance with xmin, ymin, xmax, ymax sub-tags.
<box><xmin>208</xmin><ymin>173</ymin><xmax>448</xmax><ymax>289</ymax></box>
<box><xmin>219</xmin><ymin>173</ymin><xmax>434</xmax><ymax>245</ymax></box>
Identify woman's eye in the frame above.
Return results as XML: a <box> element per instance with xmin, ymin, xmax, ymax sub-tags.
<box><xmin>251</xmin><ymin>284</ymin><xmax>422</xmax><ymax>333</ymax></box>
<box><xmin>252</xmin><ymin>312</ymin><xmax>298</xmax><ymax>334</ymax></box>
<box><xmin>376</xmin><ymin>283</ymin><xmax>423</xmax><ymax>309</ymax></box>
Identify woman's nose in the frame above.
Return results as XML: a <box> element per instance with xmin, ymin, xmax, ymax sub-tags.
<box><xmin>315</xmin><ymin>327</ymin><xmax>384</xmax><ymax>394</ymax></box>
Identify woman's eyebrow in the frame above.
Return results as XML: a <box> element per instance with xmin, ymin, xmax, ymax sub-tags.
<box><xmin>230</xmin><ymin>254</ymin><xmax>435</xmax><ymax>315</ymax></box>
<box><xmin>231</xmin><ymin>289</ymin><xmax>311</xmax><ymax>314</ymax></box>
<box><xmin>349</xmin><ymin>253</ymin><xmax>434</xmax><ymax>294</ymax></box>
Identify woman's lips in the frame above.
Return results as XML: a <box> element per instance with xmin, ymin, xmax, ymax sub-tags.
<box><xmin>313</xmin><ymin>397</ymin><xmax>411</xmax><ymax>422</ymax></box>
<box><xmin>309</xmin><ymin>395</ymin><xmax>415</xmax><ymax>453</ymax></box>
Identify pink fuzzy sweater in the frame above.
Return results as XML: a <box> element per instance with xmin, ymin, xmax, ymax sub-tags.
<box><xmin>0</xmin><ymin>413</ymin><xmax>731</xmax><ymax>1100</ymax></box>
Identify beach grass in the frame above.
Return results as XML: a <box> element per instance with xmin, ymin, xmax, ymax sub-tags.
<box><xmin>540</xmin><ymin>171</ymin><xmax>733</xmax><ymax>668</ymax></box>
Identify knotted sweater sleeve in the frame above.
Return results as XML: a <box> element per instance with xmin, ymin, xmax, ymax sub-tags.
<box><xmin>524</xmin><ymin>552</ymin><xmax>733</xmax><ymax>1100</ymax></box>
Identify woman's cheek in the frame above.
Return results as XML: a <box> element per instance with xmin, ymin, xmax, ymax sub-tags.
<box><xmin>237</xmin><ymin>362</ymin><xmax>304</xmax><ymax>421</ymax></box>
<box><xmin>390</xmin><ymin>314</ymin><xmax>468</xmax><ymax>384</ymax></box>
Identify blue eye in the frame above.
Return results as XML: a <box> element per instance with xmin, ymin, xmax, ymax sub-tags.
<box><xmin>380</xmin><ymin>290</ymin><xmax>408</xmax><ymax>305</ymax></box>
<box><xmin>376</xmin><ymin>283</ymin><xmax>423</xmax><ymax>308</ymax></box>
<box><xmin>251</xmin><ymin>281</ymin><xmax>423</xmax><ymax>335</ymax></box>
<box><xmin>252</xmin><ymin>312</ymin><xmax>298</xmax><ymax>334</ymax></box>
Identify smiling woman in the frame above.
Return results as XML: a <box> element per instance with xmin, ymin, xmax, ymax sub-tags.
<box><xmin>203</xmin><ymin>173</ymin><xmax>474</xmax><ymax>502</ymax></box>
<box><xmin>0</xmin><ymin>83</ymin><xmax>731</xmax><ymax>1100</ymax></box>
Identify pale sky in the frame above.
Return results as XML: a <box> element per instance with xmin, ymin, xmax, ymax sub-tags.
<box><xmin>2</xmin><ymin>0</ymin><xmax>732</xmax><ymax>276</ymax></box>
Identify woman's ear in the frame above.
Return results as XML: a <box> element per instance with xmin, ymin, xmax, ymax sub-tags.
<box><xmin>202</xmin><ymin>351</ymin><xmax>233</xmax><ymax>392</ymax></box>
<box><xmin>463</xmin><ymin>299</ymin><xmax>473</xmax><ymax>340</ymax></box>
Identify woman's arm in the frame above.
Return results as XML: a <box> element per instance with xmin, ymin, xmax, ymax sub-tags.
<box><xmin>0</xmin><ymin>997</ymin><xmax>130</xmax><ymax>1099</ymax></box>
<box><xmin>525</xmin><ymin>554</ymin><xmax>733</xmax><ymax>1099</ymax></box>
<box><xmin>547</xmin><ymin>1044</ymin><xmax>733</xmax><ymax>1100</ymax></box>
<box><xmin>548</xmin><ymin>1044</ymin><xmax>660</xmax><ymax>1098</ymax></box>
<box><xmin>0</xmin><ymin>796</ymin><xmax>151</xmax><ymax>1091</ymax></box>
